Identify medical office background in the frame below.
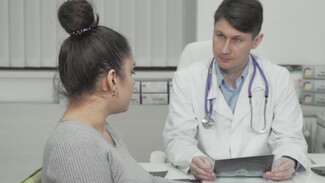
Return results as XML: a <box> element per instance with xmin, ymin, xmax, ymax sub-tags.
<box><xmin>0</xmin><ymin>0</ymin><xmax>325</xmax><ymax>182</ymax></box>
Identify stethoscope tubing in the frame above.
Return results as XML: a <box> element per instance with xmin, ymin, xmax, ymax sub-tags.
<box><xmin>204</xmin><ymin>60</ymin><xmax>214</xmax><ymax>119</ymax></box>
<box><xmin>203</xmin><ymin>54</ymin><xmax>269</xmax><ymax>133</ymax></box>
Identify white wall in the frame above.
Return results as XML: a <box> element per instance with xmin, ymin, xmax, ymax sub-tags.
<box><xmin>196</xmin><ymin>0</ymin><xmax>325</xmax><ymax>65</ymax></box>
<box><xmin>0</xmin><ymin>103</ymin><xmax>64</xmax><ymax>182</ymax></box>
<box><xmin>196</xmin><ymin>0</ymin><xmax>219</xmax><ymax>41</ymax></box>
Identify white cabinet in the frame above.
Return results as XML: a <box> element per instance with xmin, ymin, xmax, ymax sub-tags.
<box><xmin>315</xmin><ymin>114</ymin><xmax>325</xmax><ymax>153</ymax></box>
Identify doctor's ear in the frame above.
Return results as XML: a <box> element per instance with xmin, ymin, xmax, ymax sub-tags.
<box><xmin>252</xmin><ymin>33</ymin><xmax>264</xmax><ymax>49</ymax></box>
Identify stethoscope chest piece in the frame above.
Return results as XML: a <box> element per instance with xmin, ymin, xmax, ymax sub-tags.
<box><xmin>202</xmin><ymin>116</ymin><xmax>215</xmax><ymax>129</ymax></box>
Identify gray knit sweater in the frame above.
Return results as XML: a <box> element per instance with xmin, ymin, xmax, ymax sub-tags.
<box><xmin>42</xmin><ymin>120</ymin><xmax>184</xmax><ymax>183</ymax></box>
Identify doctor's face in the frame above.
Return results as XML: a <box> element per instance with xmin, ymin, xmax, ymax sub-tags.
<box><xmin>212</xmin><ymin>18</ymin><xmax>263</xmax><ymax>74</ymax></box>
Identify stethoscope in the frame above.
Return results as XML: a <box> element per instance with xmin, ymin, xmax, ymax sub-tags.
<box><xmin>202</xmin><ymin>54</ymin><xmax>269</xmax><ymax>134</ymax></box>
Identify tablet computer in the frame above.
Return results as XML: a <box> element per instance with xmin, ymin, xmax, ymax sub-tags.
<box><xmin>214</xmin><ymin>154</ymin><xmax>274</xmax><ymax>177</ymax></box>
<box><xmin>311</xmin><ymin>166</ymin><xmax>325</xmax><ymax>176</ymax></box>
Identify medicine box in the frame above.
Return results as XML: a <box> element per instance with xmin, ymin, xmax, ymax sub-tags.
<box><xmin>302</xmin><ymin>65</ymin><xmax>325</xmax><ymax>79</ymax></box>
<box><xmin>301</xmin><ymin>92</ymin><xmax>325</xmax><ymax>106</ymax></box>
<box><xmin>133</xmin><ymin>81</ymin><xmax>141</xmax><ymax>93</ymax></box>
<box><xmin>131</xmin><ymin>93</ymin><xmax>140</xmax><ymax>105</ymax></box>
<box><xmin>141</xmin><ymin>93</ymin><xmax>168</xmax><ymax>105</ymax></box>
<box><xmin>302</xmin><ymin>80</ymin><xmax>325</xmax><ymax>92</ymax></box>
<box><xmin>141</xmin><ymin>81</ymin><xmax>168</xmax><ymax>93</ymax></box>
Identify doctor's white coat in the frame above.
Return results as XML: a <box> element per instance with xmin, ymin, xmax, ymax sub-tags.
<box><xmin>163</xmin><ymin>57</ymin><xmax>309</xmax><ymax>173</ymax></box>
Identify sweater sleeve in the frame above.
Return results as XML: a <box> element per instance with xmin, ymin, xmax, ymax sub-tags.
<box><xmin>43</xmin><ymin>134</ymin><xmax>111</xmax><ymax>183</ymax></box>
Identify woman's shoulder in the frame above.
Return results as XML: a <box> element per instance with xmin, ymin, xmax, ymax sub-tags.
<box><xmin>44</xmin><ymin>121</ymin><xmax>104</xmax><ymax>152</ymax></box>
<box><xmin>50</xmin><ymin>120</ymin><xmax>95</xmax><ymax>138</ymax></box>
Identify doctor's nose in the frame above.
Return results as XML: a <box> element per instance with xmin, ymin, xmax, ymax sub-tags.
<box><xmin>221</xmin><ymin>41</ymin><xmax>231</xmax><ymax>54</ymax></box>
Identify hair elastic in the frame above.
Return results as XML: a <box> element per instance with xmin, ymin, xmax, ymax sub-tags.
<box><xmin>69</xmin><ymin>27</ymin><xmax>92</xmax><ymax>36</ymax></box>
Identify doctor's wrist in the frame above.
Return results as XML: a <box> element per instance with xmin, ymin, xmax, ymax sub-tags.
<box><xmin>282</xmin><ymin>155</ymin><xmax>298</xmax><ymax>170</ymax></box>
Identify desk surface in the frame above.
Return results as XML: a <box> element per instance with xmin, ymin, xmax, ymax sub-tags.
<box><xmin>140</xmin><ymin>153</ymin><xmax>325</xmax><ymax>183</ymax></box>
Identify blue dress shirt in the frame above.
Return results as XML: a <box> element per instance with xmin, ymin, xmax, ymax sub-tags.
<box><xmin>215</xmin><ymin>61</ymin><xmax>250</xmax><ymax>113</ymax></box>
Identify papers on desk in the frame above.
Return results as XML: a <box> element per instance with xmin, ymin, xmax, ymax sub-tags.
<box><xmin>214</xmin><ymin>154</ymin><xmax>274</xmax><ymax>177</ymax></box>
<box><xmin>141</xmin><ymin>163</ymin><xmax>169</xmax><ymax>177</ymax></box>
<box><xmin>140</xmin><ymin>163</ymin><xmax>196</xmax><ymax>180</ymax></box>
<box><xmin>309</xmin><ymin>153</ymin><xmax>325</xmax><ymax>165</ymax></box>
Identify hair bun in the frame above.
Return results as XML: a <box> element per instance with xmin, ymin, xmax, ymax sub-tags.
<box><xmin>58</xmin><ymin>0</ymin><xmax>98</xmax><ymax>34</ymax></box>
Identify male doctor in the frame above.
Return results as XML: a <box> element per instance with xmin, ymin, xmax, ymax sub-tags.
<box><xmin>163</xmin><ymin>0</ymin><xmax>309</xmax><ymax>181</ymax></box>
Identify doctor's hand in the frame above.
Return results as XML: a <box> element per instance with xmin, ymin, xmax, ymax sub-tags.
<box><xmin>190</xmin><ymin>156</ymin><xmax>216</xmax><ymax>181</ymax></box>
<box><xmin>263</xmin><ymin>157</ymin><xmax>296</xmax><ymax>181</ymax></box>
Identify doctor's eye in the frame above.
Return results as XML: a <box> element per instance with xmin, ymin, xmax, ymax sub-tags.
<box><xmin>232</xmin><ymin>37</ymin><xmax>242</xmax><ymax>44</ymax></box>
<box><xmin>215</xmin><ymin>33</ymin><xmax>224</xmax><ymax>39</ymax></box>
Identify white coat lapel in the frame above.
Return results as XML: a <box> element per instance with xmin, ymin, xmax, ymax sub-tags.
<box><xmin>207</xmin><ymin>63</ymin><xmax>233</xmax><ymax>120</ymax></box>
<box><xmin>232</xmin><ymin>63</ymin><xmax>266</xmax><ymax>128</ymax></box>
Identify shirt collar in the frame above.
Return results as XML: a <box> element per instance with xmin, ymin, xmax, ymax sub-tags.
<box><xmin>215</xmin><ymin>56</ymin><xmax>251</xmax><ymax>88</ymax></box>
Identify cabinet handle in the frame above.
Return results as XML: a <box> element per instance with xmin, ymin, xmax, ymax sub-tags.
<box><xmin>323</xmin><ymin>142</ymin><xmax>325</xmax><ymax>149</ymax></box>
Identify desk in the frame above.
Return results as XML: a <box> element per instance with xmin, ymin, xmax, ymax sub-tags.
<box><xmin>140</xmin><ymin>153</ymin><xmax>325</xmax><ymax>183</ymax></box>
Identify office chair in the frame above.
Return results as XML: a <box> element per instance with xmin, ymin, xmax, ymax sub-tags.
<box><xmin>148</xmin><ymin>41</ymin><xmax>213</xmax><ymax>164</ymax></box>
<box><xmin>150</xmin><ymin>151</ymin><xmax>167</xmax><ymax>163</ymax></box>
<box><xmin>177</xmin><ymin>40</ymin><xmax>213</xmax><ymax>70</ymax></box>
<box><xmin>20</xmin><ymin>168</ymin><xmax>42</xmax><ymax>183</ymax></box>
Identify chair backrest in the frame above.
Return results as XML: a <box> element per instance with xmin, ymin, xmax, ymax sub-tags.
<box><xmin>177</xmin><ymin>40</ymin><xmax>213</xmax><ymax>70</ymax></box>
<box><xmin>149</xmin><ymin>150</ymin><xmax>166</xmax><ymax>163</ymax></box>
<box><xmin>20</xmin><ymin>168</ymin><xmax>42</xmax><ymax>183</ymax></box>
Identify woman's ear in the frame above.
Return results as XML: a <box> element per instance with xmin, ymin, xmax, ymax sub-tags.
<box><xmin>101</xmin><ymin>69</ymin><xmax>117</xmax><ymax>93</ymax></box>
<box><xmin>252</xmin><ymin>33</ymin><xmax>264</xmax><ymax>49</ymax></box>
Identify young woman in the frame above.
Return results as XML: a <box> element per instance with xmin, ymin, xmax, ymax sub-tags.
<box><xmin>42</xmin><ymin>1</ymin><xmax>186</xmax><ymax>182</ymax></box>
